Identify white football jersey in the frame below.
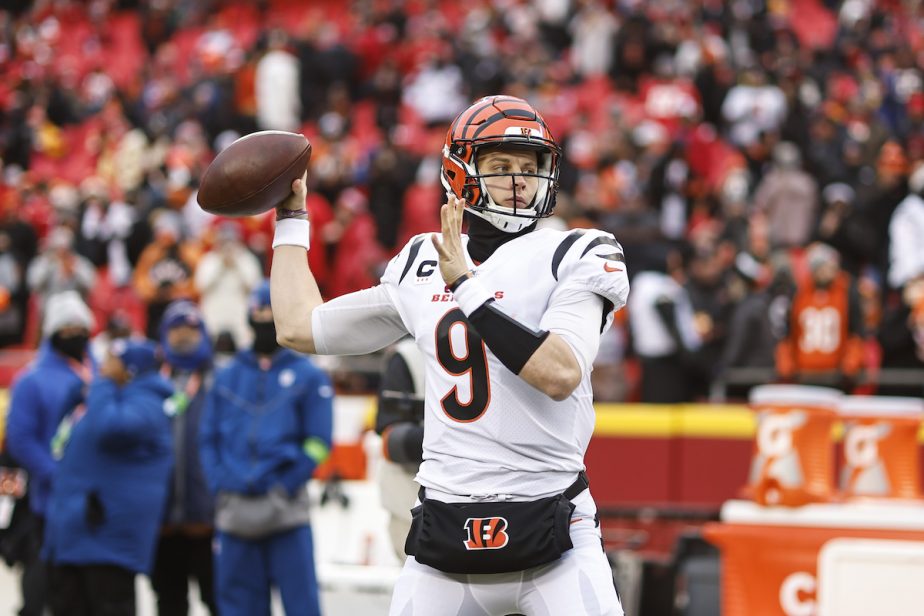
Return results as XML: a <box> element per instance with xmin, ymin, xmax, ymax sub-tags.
<box><xmin>378</xmin><ymin>227</ymin><xmax>630</xmax><ymax>498</ymax></box>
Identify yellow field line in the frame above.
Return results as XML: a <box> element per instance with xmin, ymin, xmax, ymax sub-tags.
<box><xmin>593</xmin><ymin>404</ymin><xmax>755</xmax><ymax>439</ymax></box>
<box><xmin>593</xmin><ymin>403</ymin><xmax>924</xmax><ymax>442</ymax></box>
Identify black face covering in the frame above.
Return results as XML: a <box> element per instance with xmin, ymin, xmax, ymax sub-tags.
<box><xmin>250</xmin><ymin>320</ymin><xmax>281</xmax><ymax>356</ymax></box>
<box><xmin>464</xmin><ymin>213</ymin><xmax>537</xmax><ymax>263</ymax></box>
<box><xmin>51</xmin><ymin>332</ymin><xmax>89</xmax><ymax>362</ymax></box>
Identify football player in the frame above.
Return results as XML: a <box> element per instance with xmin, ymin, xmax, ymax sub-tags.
<box><xmin>375</xmin><ymin>337</ymin><xmax>427</xmax><ymax>561</ymax></box>
<box><xmin>270</xmin><ymin>95</ymin><xmax>627</xmax><ymax>615</ymax></box>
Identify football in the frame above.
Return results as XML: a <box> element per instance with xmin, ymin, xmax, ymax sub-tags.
<box><xmin>197</xmin><ymin>130</ymin><xmax>312</xmax><ymax>217</ymax></box>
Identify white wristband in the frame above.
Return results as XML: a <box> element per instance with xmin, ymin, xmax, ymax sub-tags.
<box><xmin>453</xmin><ymin>276</ymin><xmax>493</xmax><ymax>316</ymax></box>
<box><xmin>272</xmin><ymin>218</ymin><xmax>311</xmax><ymax>250</ymax></box>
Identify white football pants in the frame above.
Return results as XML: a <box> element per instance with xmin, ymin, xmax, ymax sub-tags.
<box><xmin>388</xmin><ymin>490</ymin><xmax>624</xmax><ymax>616</ymax></box>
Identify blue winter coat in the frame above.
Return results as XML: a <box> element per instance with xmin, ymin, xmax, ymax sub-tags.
<box><xmin>199</xmin><ymin>349</ymin><xmax>333</xmax><ymax>497</ymax></box>
<box><xmin>5</xmin><ymin>341</ymin><xmax>86</xmax><ymax>516</ymax></box>
<box><xmin>42</xmin><ymin>373</ymin><xmax>173</xmax><ymax>574</ymax></box>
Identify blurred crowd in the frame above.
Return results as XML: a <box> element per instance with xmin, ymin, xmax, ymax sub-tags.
<box><xmin>0</xmin><ymin>0</ymin><xmax>923</xmax><ymax>401</ymax></box>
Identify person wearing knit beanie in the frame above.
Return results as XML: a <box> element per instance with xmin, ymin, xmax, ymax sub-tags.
<box><xmin>4</xmin><ymin>292</ymin><xmax>95</xmax><ymax>615</ymax></box>
<box><xmin>104</xmin><ymin>338</ymin><xmax>161</xmax><ymax>383</ymax></box>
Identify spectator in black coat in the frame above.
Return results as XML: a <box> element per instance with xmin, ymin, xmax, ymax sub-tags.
<box><xmin>716</xmin><ymin>253</ymin><xmax>788</xmax><ymax>400</ymax></box>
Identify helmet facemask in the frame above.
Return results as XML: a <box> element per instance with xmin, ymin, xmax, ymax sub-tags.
<box><xmin>442</xmin><ymin>140</ymin><xmax>560</xmax><ymax>233</ymax></box>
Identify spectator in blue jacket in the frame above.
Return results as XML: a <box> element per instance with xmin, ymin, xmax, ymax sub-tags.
<box><xmin>5</xmin><ymin>290</ymin><xmax>94</xmax><ymax>616</ymax></box>
<box><xmin>200</xmin><ymin>280</ymin><xmax>333</xmax><ymax>616</ymax></box>
<box><xmin>152</xmin><ymin>300</ymin><xmax>217</xmax><ymax>616</ymax></box>
<box><xmin>43</xmin><ymin>338</ymin><xmax>173</xmax><ymax>616</ymax></box>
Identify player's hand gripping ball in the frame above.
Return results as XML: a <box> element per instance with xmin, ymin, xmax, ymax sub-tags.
<box><xmin>197</xmin><ymin>130</ymin><xmax>312</xmax><ymax>217</ymax></box>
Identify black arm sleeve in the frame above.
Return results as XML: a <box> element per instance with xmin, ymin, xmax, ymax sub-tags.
<box><xmin>466</xmin><ymin>299</ymin><xmax>551</xmax><ymax>375</ymax></box>
<box><xmin>654</xmin><ymin>297</ymin><xmax>686</xmax><ymax>352</ymax></box>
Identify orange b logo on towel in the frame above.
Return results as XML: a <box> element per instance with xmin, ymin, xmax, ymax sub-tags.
<box><xmin>464</xmin><ymin>517</ymin><xmax>509</xmax><ymax>550</ymax></box>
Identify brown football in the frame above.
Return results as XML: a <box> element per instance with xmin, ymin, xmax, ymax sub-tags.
<box><xmin>197</xmin><ymin>131</ymin><xmax>312</xmax><ymax>217</ymax></box>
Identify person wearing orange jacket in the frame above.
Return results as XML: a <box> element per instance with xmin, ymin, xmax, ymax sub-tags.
<box><xmin>133</xmin><ymin>211</ymin><xmax>201</xmax><ymax>338</ymax></box>
<box><xmin>776</xmin><ymin>243</ymin><xmax>866</xmax><ymax>390</ymax></box>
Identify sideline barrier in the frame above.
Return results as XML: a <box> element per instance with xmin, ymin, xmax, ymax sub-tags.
<box><xmin>710</xmin><ymin>367</ymin><xmax>924</xmax><ymax>402</ymax></box>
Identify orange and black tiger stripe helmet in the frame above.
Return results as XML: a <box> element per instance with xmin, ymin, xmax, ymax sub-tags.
<box><xmin>441</xmin><ymin>95</ymin><xmax>562</xmax><ymax>232</ymax></box>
